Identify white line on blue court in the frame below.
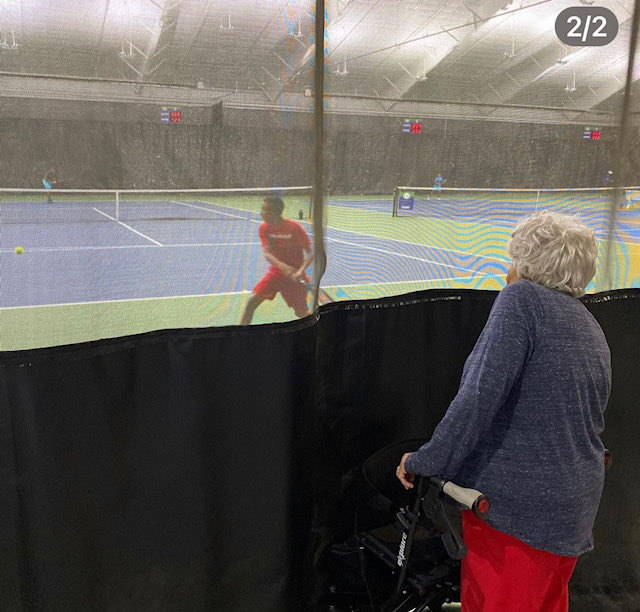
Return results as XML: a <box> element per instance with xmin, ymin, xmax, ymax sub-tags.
<box><xmin>328</xmin><ymin>204</ymin><xmax>389</xmax><ymax>212</ymax></box>
<box><xmin>321</xmin><ymin>224</ymin><xmax>511</xmax><ymax>263</ymax></box>
<box><xmin>93</xmin><ymin>207</ymin><xmax>163</xmax><ymax>245</ymax></box>
<box><xmin>0</xmin><ymin>242</ymin><xmax>260</xmax><ymax>253</ymax></box>
<box><xmin>325</xmin><ymin>235</ymin><xmax>502</xmax><ymax>276</ymax></box>
<box><xmin>323</xmin><ymin>275</ymin><xmax>486</xmax><ymax>289</ymax></box>
<box><xmin>170</xmin><ymin>199</ymin><xmax>259</xmax><ymax>222</ymax></box>
<box><xmin>168</xmin><ymin>241</ymin><xmax>260</xmax><ymax>247</ymax></box>
<box><xmin>0</xmin><ymin>276</ymin><xmax>498</xmax><ymax>310</ymax></box>
<box><xmin>0</xmin><ymin>290</ymin><xmax>253</xmax><ymax>310</ymax></box>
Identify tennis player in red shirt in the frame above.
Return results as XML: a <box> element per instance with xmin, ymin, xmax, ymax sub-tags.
<box><xmin>240</xmin><ymin>195</ymin><xmax>313</xmax><ymax>325</ymax></box>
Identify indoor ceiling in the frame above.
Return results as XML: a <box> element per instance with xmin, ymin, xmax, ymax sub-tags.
<box><xmin>0</xmin><ymin>0</ymin><xmax>637</xmax><ymax>111</ymax></box>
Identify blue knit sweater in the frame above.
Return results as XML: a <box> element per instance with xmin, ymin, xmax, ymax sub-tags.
<box><xmin>405</xmin><ymin>280</ymin><xmax>611</xmax><ymax>556</ymax></box>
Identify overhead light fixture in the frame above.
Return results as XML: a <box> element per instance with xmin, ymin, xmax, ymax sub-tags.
<box><xmin>556</xmin><ymin>45</ymin><xmax>569</xmax><ymax>65</ymax></box>
<box><xmin>565</xmin><ymin>71</ymin><xmax>576</xmax><ymax>92</ymax></box>
<box><xmin>119</xmin><ymin>40</ymin><xmax>134</xmax><ymax>58</ymax></box>
<box><xmin>504</xmin><ymin>38</ymin><xmax>516</xmax><ymax>59</ymax></box>
<box><xmin>289</xmin><ymin>17</ymin><xmax>303</xmax><ymax>39</ymax></box>
<box><xmin>398</xmin><ymin>58</ymin><xmax>430</xmax><ymax>82</ymax></box>
<box><xmin>220</xmin><ymin>9</ymin><xmax>234</xmax><ymax>31</ymax></box>
<box><xmin>0</xmin><ymin>27</ymin><xmax>20</xmax><ymax>51</ymax></box>
<box><xmin>335</xmin><ymin>60</ymin><xmax>348</xmax><ymax>76</ymax></box>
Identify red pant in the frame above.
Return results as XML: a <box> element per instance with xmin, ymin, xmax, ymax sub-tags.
<box><xmin>461</xmin><ymin>511</ymin><xmax>577</xmax><ymax>612</ymax></box>
<box><xmin>253</xmin><ymin>269</ymin><xmax>309</xmax><ymax>314</ymax></box>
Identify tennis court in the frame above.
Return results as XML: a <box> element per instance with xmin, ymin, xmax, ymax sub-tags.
<box><xmin>2</xmin><ymin>1</ymin><xmax>640</xmax><ymax>609</ymax></box>
<box><xmin>2</xmin><ymin>187</ymin><xmax>638</xmax><ymax>350</ymax></box>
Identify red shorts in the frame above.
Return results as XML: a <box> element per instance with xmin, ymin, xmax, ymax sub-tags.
<box><xmin>253</xmin><ymin>269</ymin><xmax>309</xmax><ymax>313</ymax></box>
<box><xmin>461</xmin><ymin>510</ymin><xmax>577</xmax><ymax>612</ymax></box>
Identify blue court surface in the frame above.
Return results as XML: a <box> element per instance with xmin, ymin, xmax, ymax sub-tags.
<box><xmin>1</xmin><ymin>193</ymin><xmax>638</xmax><ymax>349</ymax></box>
<box><xmin>0</xmin><ymin>196</ymin><xmax>512</xmax><ymax>309</ymax></box>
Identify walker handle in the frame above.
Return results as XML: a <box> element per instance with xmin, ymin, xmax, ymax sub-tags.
<box><xmin>430</xmin><ymin>477</ymin><xmax>490</xmax><ymax>518</ymax></box>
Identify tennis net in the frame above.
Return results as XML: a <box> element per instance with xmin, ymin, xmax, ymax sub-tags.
<box><xmin>0</xmin><ymin>186</ymin><xmax>313</xmax><ymax>224</ymax></box>
<box><xmin>392</xmin><ymin>186</ymin><xmax>634</xmax><ymax>225</ymax></box>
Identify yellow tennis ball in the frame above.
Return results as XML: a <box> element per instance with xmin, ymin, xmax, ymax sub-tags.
<box><xmin>15</xmin><ymin>246</ymin><xmax>24</xmax><ymax>255</ymax></box>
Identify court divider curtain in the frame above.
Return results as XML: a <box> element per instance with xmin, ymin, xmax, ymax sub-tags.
<box><xmin>1</xmin><ymin>287</ymin><xmax>639</xmax><ymax>611</ymax></box>
<box><xmin>0</xmin><ymin>320</ymin><xmax>317</xmax><ymax>611</ymax></box>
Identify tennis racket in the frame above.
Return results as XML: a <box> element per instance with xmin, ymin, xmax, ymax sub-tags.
<box><xmin>299</xmin><ymin>279</ymin><xmax>334</xmax><ymax>304</ymax></box>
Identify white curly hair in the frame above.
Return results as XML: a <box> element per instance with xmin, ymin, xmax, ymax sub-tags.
<box><xmin>507</xmin><ymin>211</ymin><xmax>598</xmax><ymax>298</ymax></box>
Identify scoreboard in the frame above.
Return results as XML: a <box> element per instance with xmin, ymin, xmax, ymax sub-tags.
<box><xmin>161</xmin><ymin>107</ymin><xmax>182</xmax><ymax>124</ymax></box>
<box><xmin>583</xmin><ymin>126</ymin><xmax>601</xmax><ymax>140</ymax></box>
<box><xmin>403</xmin><ymin>119</ymin><xmax>423</xmax><ymax>134</ymax></box>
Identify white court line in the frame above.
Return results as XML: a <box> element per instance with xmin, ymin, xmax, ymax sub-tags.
<box><xmin>0</xmin><ymin>289</ymin><xmax>252</xmax><ymax>310</ymax></box>
<box><xmin>325</xmin><ymin>214</ymin><xmax>640</xmax><ymax>249</ymax></box>
<box><xmin>93</xmin><ymin>207</ymin><xmax>163</xmax><ymax>246</ymax></box>
<box><xmin>168</xmin><ymin>199</ymin><xmax>244</xmax><ymax>219</ymax></box>
<box><xmin>169</xmin><ymin>199</ymin><xmax>257</xmax><ymax>222</ymax></box>
<box><xmin>323</xmin><ymin>224</ymin><xmax>510</xmax><ymax>263</ymax></box>
<box><xmin>168</xmin><ymin>241</ymin><xmax>260</xmax><ymax>247</ymax></box>
<box><xmin>1</xmin><ymin>275</ymin><xmax>506</xmax><ymax>311</ymax></box>
<box><xmin>325</xmin><ymin>275</ymin><xmax>496</xmax><ymax>289</ymax></box>
<box><xmin>329</xmin><ymin>204</ymin><xmax>390</xmax><ymax>212</ymax></box>
<box><xmin>326</xmin><ymin>235</ymin><xmax>499</xmax><ymax>276</ymax></box>
<box><xmin>312</xmin><ymin>218</ymin><xmax>640</xmax><ymax>252</ymax></box>
<box><xmin>0</xmin><ymin>241</ymin><xmax>260</xmax><ymax>254</ymax></box>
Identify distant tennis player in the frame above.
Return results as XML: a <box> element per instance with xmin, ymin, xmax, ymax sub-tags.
<box><xmin>603</xmin><ymin>170</ymin><xmax>613</xmax><ymax>187</ymax></box>
<box><xmin>42</xmin><ymin>167</ymin><xmax>57</xmax><ymax>203</ymax></box>
<box><xmin>434</xmin><ymin>172</ymin><xmax>446</xmax><ymax>191</ymax></box>
<box><xmin>428</xmin><ymin>172</ymin><xmax>446</xmax><ymax>201</ymax></box>
<box><xmin>240</xmin><ymin>195</ymin><xmax>313</xmax><ymax>325</ymax></box>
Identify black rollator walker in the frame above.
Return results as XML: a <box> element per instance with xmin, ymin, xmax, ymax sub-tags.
<box><xmin>326</xmin><ymin>442</ymin><xmax>612</xmax><ymax>612</ymax></box>
<box><xmin>325</xmin><ymin>440</ymin><xmax>489</xmax><ymax>612</ymax></box>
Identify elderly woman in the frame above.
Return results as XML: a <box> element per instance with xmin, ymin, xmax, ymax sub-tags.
<box><xmin>396</xmin><ymin>212</ymin><xmax>611</xmax><ymax>612</ymax></box>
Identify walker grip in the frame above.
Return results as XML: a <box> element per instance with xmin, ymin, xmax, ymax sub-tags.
<box><xmin>431</xmin><ymin>478</ymin><xmax>490</xmax><ymax>518</ymax></box>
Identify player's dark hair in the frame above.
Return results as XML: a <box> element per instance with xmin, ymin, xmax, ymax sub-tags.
<box><xmin>263</xmin><ymin>195</ymin><xmax>285</xmax><ymax>216</ymax></box>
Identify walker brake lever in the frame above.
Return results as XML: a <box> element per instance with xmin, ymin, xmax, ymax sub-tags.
<box><xmin>396</xmin><ymin>507</ymin><xmax>418</xmax><ymax>531</ymax></box>
<box><xmin>422</xmin><ymin>483</ymin><xmax>468</xmax><ymax>560</ymax></box>
<box><xmin>438</xmin><ymin>503</ymin><xmax>467</xmax><ymax>560</ymax></box>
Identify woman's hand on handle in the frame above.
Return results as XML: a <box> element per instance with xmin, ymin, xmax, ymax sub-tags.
<box><xmin>396</xmin><ymin>452</ymin><xmax>416</xmax><ymax>490</ymax></box>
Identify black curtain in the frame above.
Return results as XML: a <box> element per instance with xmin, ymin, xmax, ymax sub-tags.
<box><xmin>1</xmin><ymin>289</ymin><xmax>639</xmax><ymax>611</ymax></box>
<box><xmin>1</xmin><ymin>321</ymin><xmax>316</xmax><ymax>612</ymax></box>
